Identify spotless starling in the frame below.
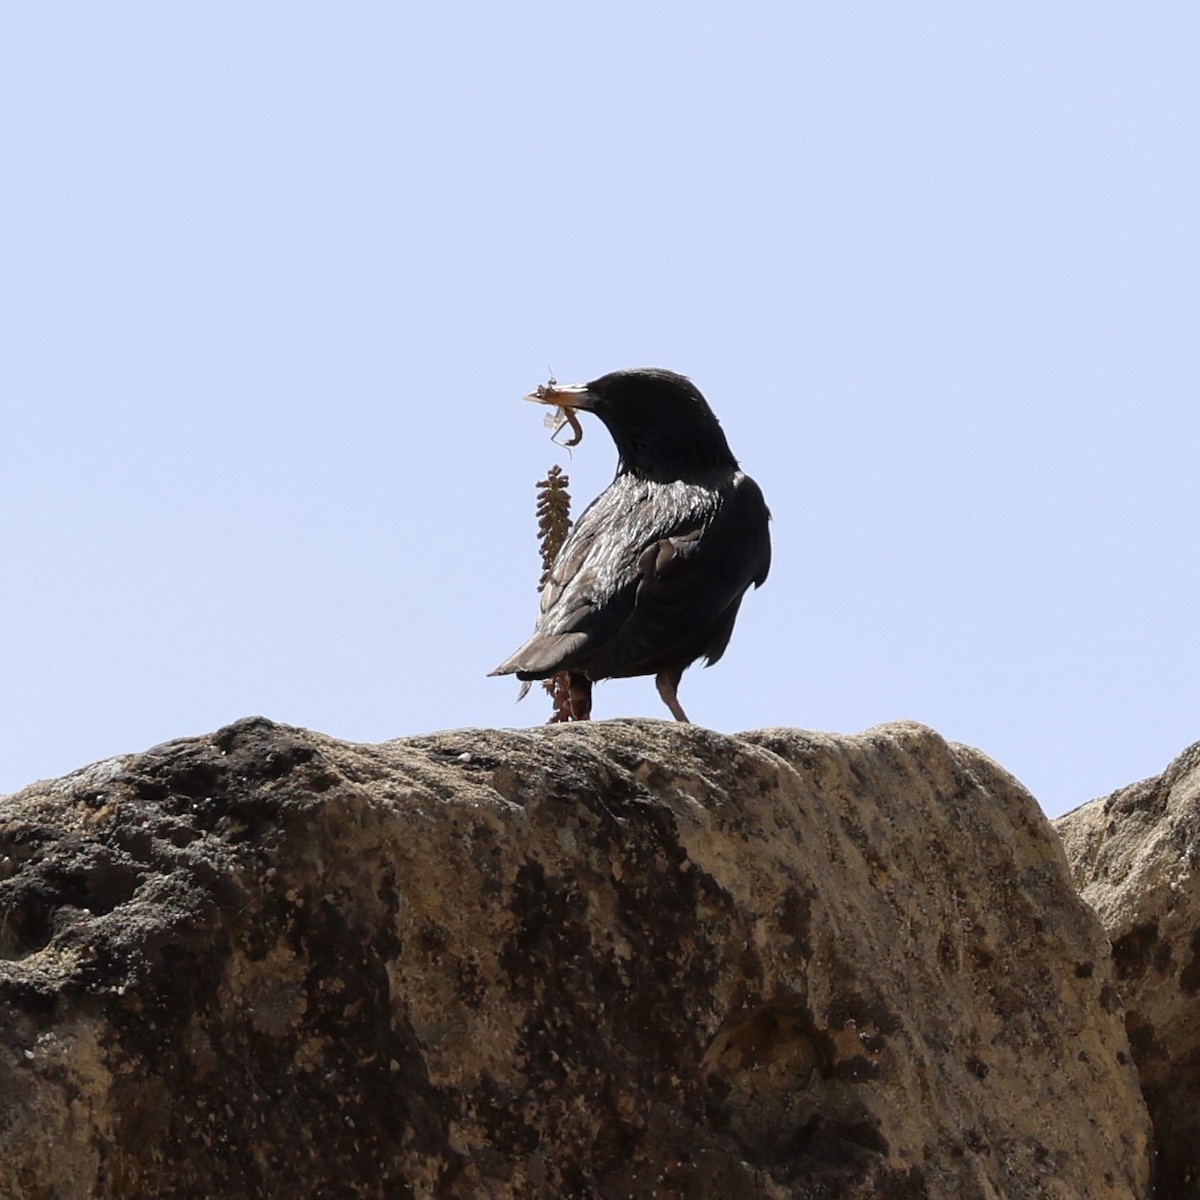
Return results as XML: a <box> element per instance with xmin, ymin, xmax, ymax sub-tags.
<box><xmin>491</xmin><ymin>368</ymin><xmax>771</xmax><ymax>722</ymax></box>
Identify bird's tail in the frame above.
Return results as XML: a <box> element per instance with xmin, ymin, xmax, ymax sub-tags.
<box><xmin>489</xmin><ymin>631</ymin><xmax>589</xmax><ymax>679</ymax></box>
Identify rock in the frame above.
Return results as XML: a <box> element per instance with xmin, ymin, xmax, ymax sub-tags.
<box><xmin>1055</xmin><ymin>741</ymin><xmax>1200</xmax><ymax>1200</ymax></box>
<box><xmin>0</xmin><ymin>717</ymin><xmax>1148</xmax><ymax>1199</ymax></box>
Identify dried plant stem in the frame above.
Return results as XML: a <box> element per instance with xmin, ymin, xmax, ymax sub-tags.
<box><xmin>534</xmin><ymin>466</ymin><xmax>573</xmax><ymax>721</ymax></box>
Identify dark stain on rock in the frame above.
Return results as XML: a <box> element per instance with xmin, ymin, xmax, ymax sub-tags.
<box><xmin>1179</xmin><ymin>928</ymin><xmax>1200</xmax><ymax>995</ymax></box>
<box><xmin>937</xmin><ymin>932</ymin><xmax>959</xmax><ymax>971</ymax></box>
<box><xmin>500</xmin><ymin>860</ymin><xmax>592</xmax><ymax>998</ymax></box>
<box><xmin>1112</xmin><ymin>921</ymin><xmax>1159</xmax><ymax>982</ymax></box>
<box><xmin>988</xmin><ymin>983</ymin><xmax>1027</xmax><ymax>1020</ymax></box>
<box><xmin>454</xmin><ymin>954</ymin><xmax>486</xmax><ymax>1008</ymax></box>
<box><xmin>704</xmin><ymin>999</ymin><xmax>828</xmax><ymax>1082</ymax></box>
<box><xmin>966</xmin><ymin>1055</ymin><xmax>989</xmax><ymax>1080</ymax></box>
<box><xmin>969</xmin><ymin>945</ymin><xmax>996</xmax><ymax>972</ymax></box>
<box><xmin>1151</xmin><ymin>938</ymin><xmax>1175</xmax><ymax>976</ymax></box>
<box><xmin>963</xmin><ymin>1127</ymin><xmax>988</xmax><ymax>1154</ymax></box>
<box><xmin>499</xmin><ymin>859</ymin><xmax>623</xmax><ymax>1092</ymax></box>
<box><xmin>828</xmin><ymin>989</ymin><xmax>902</xmax><ymax>1039</ymax></box>
<box><xmin>699</xmin><ymin>995</ymin><xmax>901</xmax><ymax>1175</ymax></box>
<box><xmin>0</xmin><ymin>838</ymin><xmax>147</xmax><ymax>960</ymax></box>
<box><xmin>777</xmin><ymin>886</ymin><xmax>814</xmax><ymax>955</ymax></box>
<box><xmin>1124</xmin><ymin>1010</ymin><xmax>1165</xmax><ymax>1066</ymax></box>
<box><xmin>834</xmin><ymin>1054</ymin><xmax>881</xmax><ymax>1082</ymax></box>
<box><xmin>106</xmin><ymin>867</ymin><xmax>454</xmax><ymax>1197</ymax></box>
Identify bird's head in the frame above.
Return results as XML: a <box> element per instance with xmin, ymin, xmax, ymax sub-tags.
<box><xmin>525</xmin><ymin>368</ymin><xmax>738</xmax><ymax>482</ymax></box>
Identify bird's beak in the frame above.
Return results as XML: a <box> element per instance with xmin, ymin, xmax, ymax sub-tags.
<box><xmin>523</xmin><ymin>382</ymin><xmax>597</xmax><ymax>410</ymax></box>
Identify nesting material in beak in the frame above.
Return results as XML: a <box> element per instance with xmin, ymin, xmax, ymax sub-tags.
<box><xmin>524</xmin><ymin>379</ymin><xmax>593</xmax><ymax>447</ymax></box>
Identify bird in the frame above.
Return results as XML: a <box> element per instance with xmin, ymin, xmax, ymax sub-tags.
<box><xmin>490</xmin><ymin>367</ymin><xmax>771</xmax><ymax>722</ymax></box>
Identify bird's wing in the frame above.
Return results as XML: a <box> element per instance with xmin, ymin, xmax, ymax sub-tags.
<box><xmin>584</xmin><ymin>471</ymin><xmax>771</xmax><ymax>680</ymax></box>
<box><xmin>490</xmin><ymin>472</ymin><xmax>770</xmax><ymax>681</ymax></box>
<box><xmin>489</xmin><ymin>477</ymin><xmax>662</xmax><ymax>678</ymax></box>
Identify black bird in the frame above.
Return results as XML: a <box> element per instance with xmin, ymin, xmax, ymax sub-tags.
<box><xmin>490</xmin><ymin>368</ymin><xmax>771</xmax><ymax>722</ymax></box>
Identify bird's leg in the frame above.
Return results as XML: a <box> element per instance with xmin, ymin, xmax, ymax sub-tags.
<box><xmin>655</xmin><ymin>666</ymin><xmax>690</xmax><ymax>723</ymax></box>
<box><xmin>568</xmin><ymin>673</ymin><xmax>593</xmax><ymax>721</ymax></box>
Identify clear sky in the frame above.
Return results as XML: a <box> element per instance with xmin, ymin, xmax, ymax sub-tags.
<box><xmin>3</xmin><ymin>4</ymin><xmax>1197</xmax><ymax>816</ymax></box>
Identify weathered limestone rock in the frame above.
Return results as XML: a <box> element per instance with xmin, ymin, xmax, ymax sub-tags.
<box><xmin>0</xmin><ymin>717</ymin><xmax>1149</xmax><ymax>1199</ymax></box>
<box><xmin>1056</xmin><ymin>741</ymin><xmax>1200</xmax><ymax>1200</ymax></box>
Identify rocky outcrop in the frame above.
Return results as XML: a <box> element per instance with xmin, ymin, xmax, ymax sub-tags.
<box><xmin>1056</xmin><ymin>742</ymin><xmax>1200</xmax><ymax>1200</ymax></box>
<box><xmin>0</xmin><ymin>718</ymin><xmax>1149</xmax><ymax>1199</ymax></box>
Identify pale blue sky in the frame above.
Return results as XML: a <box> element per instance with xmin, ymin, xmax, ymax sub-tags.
<box><xmin>3</xmin><ymin>4</ymin><xmax>1197</xmax><ymax>815</ymax></box>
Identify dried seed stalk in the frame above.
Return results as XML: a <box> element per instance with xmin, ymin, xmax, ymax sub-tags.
<box><xmin>534</xmin><ymin>465</ymin><xmax>573</xmax><ymax>721</ymax></box>
<box><xmin>536</xmin><ymin>465</ymin><xmax>572</xmax><ymax>591</ymax></box>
